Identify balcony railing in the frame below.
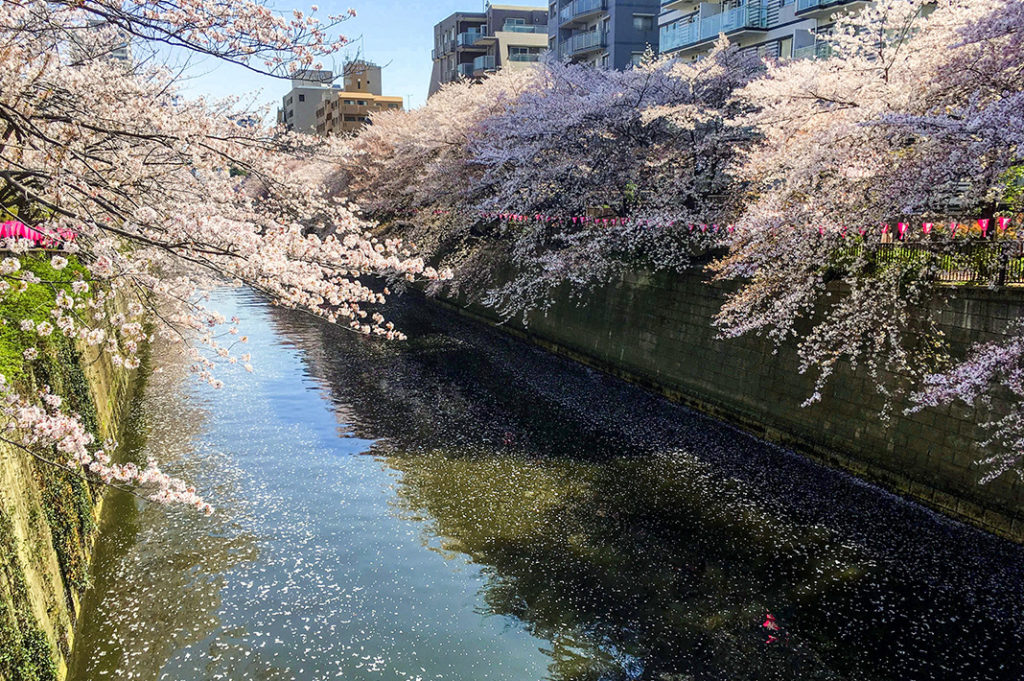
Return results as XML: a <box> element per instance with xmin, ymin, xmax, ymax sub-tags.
<box><xmin>660</xmin><ymin>19</ymin><xmax>698</xmax><ymax>52</ymax></box>
<box><xmin>559</xmin><ymin>0</ymin><xmax>607</xmax><ymax>25</ymax></box>
<box><xmin>561</xmin><ymin>29</ymin><xmax>606</xmax><ymax>55</ymax></box>
<box><xmin>793</xmin><ymin>41</ymin><xmax>833</xmax><ymax>60</ymax></box>
<box><xmin>792</xmin><ymin>44</ymin><xmax>816</xmax><ymax>60</ymax></box>
<box><xmin>508</xmin><ymin>52</ymin><xmax>542</xmax><ymax>62</ymax></box>
<box><xmin>472</xmin><ymin>55</ymin><xmax>496</xmax><ymax>72</ymax></box>
<box><xmin>659</xmin><ymin>1</ymin><xmax>767</xmax><ymax>52</ymax></box>
<box><xmin>499</xmin><ymin>24</ymin><xmax>546</xmax><ymax>33</ymax></box>
<box><xmin>457</xmin><ymin>62</ymin><xmax>475</xmax><ymax>77</ymax></box>
<box><xmin>457</xmin><ymin>30</ymin><xmax>486</xmax><ymax>47</ymax></box>
<box><xmin>797</xmin><ymin>0</ymin><xmax>864</xmax><ymax>11</ymax></box>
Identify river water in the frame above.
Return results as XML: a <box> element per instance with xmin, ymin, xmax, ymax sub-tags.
<box><xmin>68</xmin><ymin>289</ymin><xmax>1024</xmax><ymax>681</ymax></box>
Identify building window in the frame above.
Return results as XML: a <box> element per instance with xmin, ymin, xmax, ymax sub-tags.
<box><xmin>358</xmin><ymin>100</ymin><xmax>367</xmax><ymax>106</ymax></box>
<box><xmin>630</xmin><ymin>52</ymin><xmax>645</xmax><ymax>67</ymax></box>
<box><xmin>298</xmin><ymin>93</ymin><xmax>305</xmax><ymax>102</ymax></box>
<box><xmin>632</xmin><ymin>14</ymin><xmax>654</xmax><ymax>31</ymax></box>
<box><xmin>779</xmin><ymin>37</ymin><xmax>793</xmax><ymax>60</ymax></box>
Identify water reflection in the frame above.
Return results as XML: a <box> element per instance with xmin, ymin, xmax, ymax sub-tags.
<box><xmin>274</xmin><ymin>291</ymin><xmax>1024</xmax><ymax>681</ymax></box>
<box><xmin>69</xmin><ymin>288</ymin><xmax>1024</xmax><ymax>681</ymax></box>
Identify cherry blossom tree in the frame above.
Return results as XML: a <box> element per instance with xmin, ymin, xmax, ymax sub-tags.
<box><xmin>714</xmin><ymin>0</ymin><xmax>1024</xmax><ymax>472</ymax></box>
<box><xmin>0</xmin><ymin>0</ymin><xmax>449</xmax><ymax>511</ymax></box>
<box><xmin>348</xmin><ymin>45</ymin><xmax>761</xmax><ymax>317</ymax></box>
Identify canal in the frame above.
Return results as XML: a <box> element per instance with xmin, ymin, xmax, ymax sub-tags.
<box><xmin>68</xmin><ymin>289</ymin><xmax>1024</xmax><ymax>681</ymax></box>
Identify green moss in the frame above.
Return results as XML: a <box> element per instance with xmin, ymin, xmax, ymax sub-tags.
<box><xmin>0</xmin><ymin>253</ymin><xmax>102</xmax><ymax>601</ymax></box>
<box><xmin>0</xmin><ymin>505</ymin><xmax>59</xmax><ymax>681</ymax></box>
<box><xmin>0</xmin><ymin>253</ymin><xmax>89</xmax><ymax>382</ymax></box>
<box><xmin>29</xmin><ymin>337</ymin><xmax>100</xmax><ymax>599</ymax></box>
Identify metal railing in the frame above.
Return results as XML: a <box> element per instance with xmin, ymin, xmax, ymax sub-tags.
<box><xmin>562</xmin><ymin>29</ymin><xmax>607</xmax><ymax>56</ymax></box>
<box><xmin>457</xmin><ymin>30</ymin><xmax>486</xmax><ymax>47</ymax></box>
<box><xmin>473</xmin><ymin>54</ymin><xmax>496</xmax><ymax>72</ymax></box>
<box><xmin>499</xmin><ymin>24</ymin><xmax>546</xmax><ymax>33</ymax></box>
<box><xmin>659</xmin><ymin>2</ymin><xmax>767</xmax><ymax>52</ymax></box>
<box><xmin>660</xmin><ymin>19</ymin><xmax>699</xmax><ymax>52</ymax></box>
<box><xmin>508</xmin><ymin>52</ymin><xmax>542</xmax><ymax>62</ymax></box>
<box><xmin>559</xmin><ymin>0</ymin><xmax>607</xmax><ymax>25</ymax></box>
<box><xmin>457</xmin><ymin>62</ymin><xmax>475</xmax><ymax>77</ymax></box>
<box><xmin>839</xmin><ymin>241</ymin><xmax>1024</xmax><ymax>285</ymax></box>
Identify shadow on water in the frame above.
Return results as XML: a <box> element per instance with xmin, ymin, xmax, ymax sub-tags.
<box><xmin>269</xmin><ymin>290</ymin><xmax>1024</xmax><ymax>681</ymax></box>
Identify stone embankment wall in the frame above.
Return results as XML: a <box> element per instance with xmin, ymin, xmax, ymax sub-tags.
<box><xmin>437</xmin><ymin>268</ymin><xmax>1024</xmax><ymax>542</ymax></box>
<box><xmin>0</xmin><ymin>340</ymin><xmax>135</xmax><ymax>681</ymax></box>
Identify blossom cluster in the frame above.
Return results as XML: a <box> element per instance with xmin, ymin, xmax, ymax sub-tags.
<box><xmin>1</xmin><ymin>379</ymin><xmax>212</xmax><ymax>513</ymax></box>
<box><xmin>0</xmin><ymin>0</ymin><xmax>451</xmax><ymax>509</ymax></box>
<box><xmin>336</xmin><ymin>0</ymin><xmax>1024</xmax><ymax>478</ymax></box>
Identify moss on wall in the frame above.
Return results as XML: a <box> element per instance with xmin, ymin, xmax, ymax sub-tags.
<box><xmin>0</xmin><ymin>505</ymin><xmax>58</xmax><ymax>681</ymax></box>
<box><xmin>0</xmin><ymin>253</ymin><xmax>136</xmax><ymax>680</ymax></box>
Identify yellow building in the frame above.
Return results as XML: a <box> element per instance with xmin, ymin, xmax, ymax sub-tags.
<box><xmin>315</xmin><ymin>60</ymin><xmax>404</xmax><ymax>136</ymax></box>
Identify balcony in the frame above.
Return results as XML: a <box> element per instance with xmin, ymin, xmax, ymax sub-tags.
<box><xmin>499</xmin><ymin>24</ymin><xmax>547</xmax><ymax>33</ymax></box>
<box><xmin>472</xmin><ymin>54</ymin><xmax>496</xmax><ymax>73</ymax></box>
<box><xmin>561</xmin><ymin>29</ymin><xmax>607</xmax><ymax>56</ymax></box>
<box><xmin>660</xmin><ymin>0</ymin><xmax>700</xmax><ymax>12</ymax></box>
<box><xmin>796</xmin><ymin>0</ymin><xmax>868</xmax><ymax>16</ymax></box>
<box><xmin>433</xmin><ymin>39</ymin><xmax>455</xmax><ymax>59</ymax></box>
<box><xmin>559</xmin><ymin>0</ymin><xmax>607</xmax><ymax>27</ymax></box>
<box><xmin>457</xmin><ymin>62</ymin><xmax>475</xmax><ymax>77</ymax></box>
<box><xmin>457</xmin><ymin>30</ymin><xmax>487</xmax><ymax>48</ymax></box>
<box><xmin>792</xmin><ymin>40</ymin><xmax>834</xmax><ymax>60</ymax></box>
<box><xmin>660</xmin><ymin>19</ymin><xmax>698</xmax><ymax>53</ymax></box>
<box><xmin>659</xmin><ymin>1</ymin><xmax>768</xmax><ymax>54</ymax></box>
<box><xmin>792</xmin><ymin>43</ymin><xmax>816</xmax><ymax>60</ymax></box>
<box><xmin>508</xmin><ymin>52</ymin><xmax>542</xmax><ymax>62</ymax></box>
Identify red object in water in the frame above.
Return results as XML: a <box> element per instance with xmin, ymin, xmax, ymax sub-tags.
<box><xmin>762</xmin><ymin>612</ymin><xmax>779</xmax><ymax>631</ymax></box>
<box><xmin>766</xmin><ymin>635</ymin><xmax>778</xmax><ymax>644</ymax></box>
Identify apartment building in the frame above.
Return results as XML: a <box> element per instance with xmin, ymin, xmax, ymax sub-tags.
<box><xmin>549</xmin><ymin>0</ymin><xmax>660</xmax><ymax>69</ymax></box>
<box><xmin>316</xmin><ymin>61</ymin><xmax>404</xmax><ymax>135</ymax></box>
<box><xmin>659</xmin><ymin>0</ymin><xmax>869</xmax><ymax>61</ymax></box>
<box><xmin>429</xmin><ymin>4</ymin><xmax>549</xmax><ymax>97</ymax></box>
<box><xmin>277</xmin><ymin>69</ymin><xmax>336</xmax><ymax>134</ymax></box>
<box><xmin>69</xmin><ymin>19</ymin><xmax>132</xmax><ymax>64</ymax></box>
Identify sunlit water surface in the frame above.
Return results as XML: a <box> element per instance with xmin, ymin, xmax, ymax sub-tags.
<box><xmin>68</xmin><ymin>289</ymin><xmax>1024</xmax><ymax>681</ymax></box>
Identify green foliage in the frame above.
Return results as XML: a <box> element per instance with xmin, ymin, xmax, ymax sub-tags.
<box><xmin>1002</xmin><ymin>164</ymin><xmax>1024</xmax><ymax>212</ymax></box>
<box><xmin>28</xmin><ymin>338</ymin><xmax>100</xmax><ymax>598</ymax></box>
<box><xmin>0</xmin><ymin>253</ymin><xmax>89</xmax><ymax>381</ymax></box>
<box><xmin>0</xmin><ymin>506</ymin><xmax>59</xmax><ymax>681</ymax></box>
<box><xmin>0</xmin><ymin>252</ymin><xmax>101</xmax><ymax>600</ymax></box>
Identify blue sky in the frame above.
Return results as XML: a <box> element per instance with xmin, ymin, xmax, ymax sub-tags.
<box><xmin>177</xmin><ymin>1</ymin><xmax>494</xmax><ymax>114</ymax></box>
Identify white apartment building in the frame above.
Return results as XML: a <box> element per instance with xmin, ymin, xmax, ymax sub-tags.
<box><xmin>659</xmin><ymin>0</ymin><xmax>869</xmax><ymax>61</ymax></box>
<box><xmin>277</xmin><ymin>70</ymin><xmax>338</xmax><ymax>134</ymax></box>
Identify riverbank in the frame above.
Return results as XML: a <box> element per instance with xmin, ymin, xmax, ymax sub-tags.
<box><xmin>428</xmin><ymin>266</ymin><xmax>1024</xmax><ymax>542</ymax></box>
<box><xmin>0</xmin><ymin>295</ymin><xmax>138</xmax><ymax>681</ymax></box>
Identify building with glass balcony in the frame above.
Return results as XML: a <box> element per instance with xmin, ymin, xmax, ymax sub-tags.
<box><xmin>549</xmin><ymin>0</ymin><xmax>660</xmax><ymax>69</ymax></box>
<box><xmin>429</xmin><ymin>4</ymin><xmax>549</xmax><ymax>96</ymax></box>
<box><xmin>658</xmin><ymin>0</ymin><xmax>869</xmax><ymax>62</ymax></box>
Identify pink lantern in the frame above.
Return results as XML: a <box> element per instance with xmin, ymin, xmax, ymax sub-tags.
<box><xmin>978</xmin><ymin>218</ymin><xmax>990</xmax><ymax>237</ymax></box>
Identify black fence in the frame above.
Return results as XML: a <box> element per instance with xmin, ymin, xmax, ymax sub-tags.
<box><xmin>844</xmin><ymin>240</ymin><xmax>1024</xmax><ymax>285</ymax></box>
